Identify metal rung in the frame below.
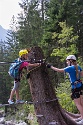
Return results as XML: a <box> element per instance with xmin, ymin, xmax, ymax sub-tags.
<box><xmin>49</xmin><ymin>121</ymin><xmax>58</xmax><ymax>125</ymax></box>
<box><xmin>36</xmin><ymin>114</ymin><xmax>43</xmax><ymax>117</ymax></box>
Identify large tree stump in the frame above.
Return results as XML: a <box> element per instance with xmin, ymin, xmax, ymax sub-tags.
<box><xmin>28</xmin><ymin>46</ymin><xmax>79</xmax><ymax>125</ymax></box>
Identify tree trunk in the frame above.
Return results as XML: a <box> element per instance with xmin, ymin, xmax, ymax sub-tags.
<box><xmin>28</xmin><ymin>46</ymin><xmax>79</xmax><ymax>125</ymax></box>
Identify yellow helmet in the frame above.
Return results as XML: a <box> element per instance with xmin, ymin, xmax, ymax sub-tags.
<box><xmin>19</xmin><ymin>49</ymin><xmax>28</xmax><ymax>57</ymax></box>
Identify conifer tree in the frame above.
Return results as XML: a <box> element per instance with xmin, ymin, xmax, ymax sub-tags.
<box><xmin>17</xmin><ymin>0</ymin><xmax>44</xmax><ymax>48</ymax></box>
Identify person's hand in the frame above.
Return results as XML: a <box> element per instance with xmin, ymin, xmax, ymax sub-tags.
<box><xmin>47</xmin><ymin>63</ymin><xmax>52</xmax><ymax>68</ymax></box>
<box><xmin>36</xmin><ymin>63</ymin><xmax>41</xmax><ymax>66</ymax></box>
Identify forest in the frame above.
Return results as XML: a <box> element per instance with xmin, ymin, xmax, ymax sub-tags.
<box><xmin>0</xmin><ymin>0</ymin><xmax>83</xmax><ymax>124</ymax></box>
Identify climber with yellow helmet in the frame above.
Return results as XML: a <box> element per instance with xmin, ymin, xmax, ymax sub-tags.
<box><xmin>8</xmin><ymin>49</ymin><xmax>40</xmax><ymax>104</ymax></box>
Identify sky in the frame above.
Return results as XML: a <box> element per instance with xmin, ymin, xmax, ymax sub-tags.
<box><xmin>0</xmin><ymin>0</ymin><xmax>22</xmax><ymax>29</ymax></box>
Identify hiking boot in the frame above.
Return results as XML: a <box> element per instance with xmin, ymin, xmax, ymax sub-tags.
<box><xmin>77</xmin><ymin>119</ymin><xmax>83</xmax><ymax>124</ymax></box>
<box><xmin>8</xmin><ymin>99</ymin><xmax>14</xmax><ymax>104</ymax></box>
<box><xmin>16</xmin><ymin>100</ymin><xmax>25</xmax><ymax>104</ymax></box>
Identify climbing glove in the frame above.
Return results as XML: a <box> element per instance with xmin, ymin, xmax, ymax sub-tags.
<box><xmin>47</xmin><ymin>63</ymin><xmax>52</xmax><ymax>68</ymax></box>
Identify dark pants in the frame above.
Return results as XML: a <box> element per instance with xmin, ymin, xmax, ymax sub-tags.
<box><xmin>71</xmin><ymin>85</ymin><xmax>83</xmax><ymax>100</ymax></box>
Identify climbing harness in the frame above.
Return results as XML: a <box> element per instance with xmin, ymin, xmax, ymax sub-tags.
<box><xmin>71</xmin><ymin>79</ymin><xmax>82</xmax><ymax>88</ymax></box>
<box><xmin>71</xmin><ymin>81</ymin><xmax>83</xmax><ymax>100</ymax></box>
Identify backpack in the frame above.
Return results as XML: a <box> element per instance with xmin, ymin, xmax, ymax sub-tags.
<box><xmin>8</xmin><ymin>58</ymin><xmax>23</xmax><ymax>79</ymax></box>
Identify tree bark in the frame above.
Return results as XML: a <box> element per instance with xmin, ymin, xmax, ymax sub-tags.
<box><xmin>28</xmin><ymin>46</ymin><xmax>79</xmax><ymax>125</ymax></box>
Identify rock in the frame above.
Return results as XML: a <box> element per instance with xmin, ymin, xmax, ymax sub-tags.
<box><xmin>0</xmin><ymin>110</ymin><xmax>4</xmax><ymax>117</ymax></box>
<box><xmin>5</xmin><ymin>120</ymin><xmax>15</xmax><ymax>125</ymax></box>
<box><xmin>0</xmin><ymin>117</ymin><xmax>5</xmax><ymax>124</ymax></box>
<box><xmin>28</xmin><ymin>113</ymin><xmax>34</xmax><ymax>120</ymax></box>
<box><xmin>15</xmin><ymin>122</ymin><xmax>27</xmax><ymax>125</ymax></box>
<box><xmin>0</xmin><ymin>110</ymin><xmax>27</xmax><ymax>125</ymax></box>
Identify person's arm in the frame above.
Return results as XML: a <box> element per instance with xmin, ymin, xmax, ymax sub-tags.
<box><xmin>28</xmin><ymin>63</ymin><xmax>41</xmax><ymax>67</ymax></box>
<box><xmin>47</xmin><ymin>64</ymin><xmax>64</xmax><ymax>73</ymax></box>
<box><xmin>80</xmin><ymin>71</ymin><xmax>83</xmax><ymax>77</ymax></box>
<box><xmin>51</xmin><ymin>66</ymin><xmax>64</xmax><ymax>73</ymax></box>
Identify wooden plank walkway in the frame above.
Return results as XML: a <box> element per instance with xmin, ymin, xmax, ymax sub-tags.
<box><xmin>0</xmin><ymin>101</ymin><xmax>33</xmax><ymax>107</ymax></box>
<box><xmin>0</xmin><ymin>101</ymin><xmax>33</xmax><ymax>114</ymax></box>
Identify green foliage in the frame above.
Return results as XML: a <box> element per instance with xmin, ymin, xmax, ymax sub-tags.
<box><xmin>41</xmin><ymin>0</ymin><xmax>83</xmax><ymax>60</ymax></box>
<box><xmin>20</xmin><ymin>68</ymin><xmax>32</xmax><ymax>101</ymax></box>
<box><xmin>27</xmin><ymin>105</ymin><xmax>38</xmax><ymax>125</ymax></box>
<box><xmin>56</xmin><ymin>81</ymin><xmax>78</xmax><ymax>113</ymax></box>
<box><xmin>51</xmin><ymin>22</ymin><xmax>78</xmax><ymax>61</ymax></box>
<box><xmin>24</xmin><ymin>105</ymin><xmax>38</xmax><ymax>125</ymax></box>
<box><xmin>0</xmin><ymin>47</ymin><xmax>12</xmax><ymax>104</ymax></box>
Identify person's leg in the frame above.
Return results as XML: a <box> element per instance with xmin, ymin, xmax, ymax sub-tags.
<box><xmin>15</xmin><ymin>81</ymin><xmax>24</xmax><ymax>104</ymax></box>
<box><xmin>74</xmin><ymin>97</ymin><xmax>83</xmax><ymax>118</ymax></box>
<box><xmin>15</xmin><ymin>88</ymin><xmax>19</xmax><ymax>100</ymax></box>
<box><xmin>9</xmin><ymin>80</ymin><xmax>19</xmax><ymax>99</ymax></box>
<box><xmin>8</xmin><ymin>80</ymin><xmax>20</xmax><ymax>104</ymax></box>
<box><xmin>8</xmin><ymin>81</ymin><xmax>16</xmax><ymax>104</ymax></box>
<box><xmin>9</xmin><ymin>89</ymin><xmax>15</xmax><ymax>100</ymax></box>
<box><xmin>80</xmin><ymin>95</ymin><xmax>83</xmax><ymax>106</ymax></box>
<box><xmin>14</xmin><ymin>80</ymin><xmax>20</xmax><ymax>100</ymax></box>
<box><xmin>15</xmin><ymin>81</ymin><xmax>24</xmax><ymax>103</ymax></box>
<box><xmin>76</xmin><ymin>95</ymin><xmax>83</xmax><ymax>124</ymax></box>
